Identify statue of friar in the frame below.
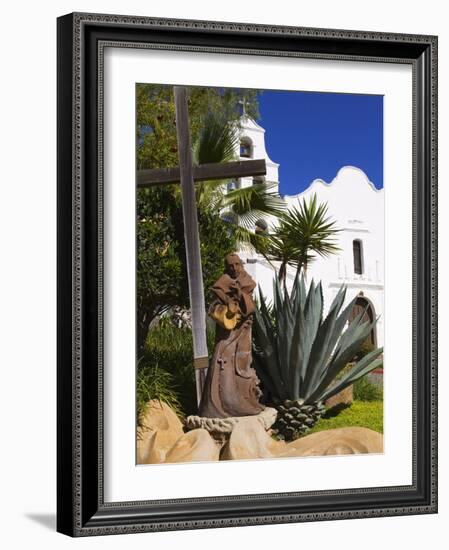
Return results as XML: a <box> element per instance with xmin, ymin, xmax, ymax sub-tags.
<box><xmin>198</xmin><ymin>253</ymin><xmax>264</xmax><ymax>418</ymax></box>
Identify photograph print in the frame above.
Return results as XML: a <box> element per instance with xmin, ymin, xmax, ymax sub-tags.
<box><xmin>135</xmin><ymin>83</ymin><xmax>385</xmax><ymax>465</ymax></box>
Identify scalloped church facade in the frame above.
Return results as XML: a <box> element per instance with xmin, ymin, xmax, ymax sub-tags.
<box><xmin>231</xmin><ymin>116</ymin><xmax>384</xmax><ymax>348</ymax></box>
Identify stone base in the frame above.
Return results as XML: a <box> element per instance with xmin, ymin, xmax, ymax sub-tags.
<box><xmin>138</xmin><ymin>400</ymin><xmax>383</xmax><ymax>463</ymax></box>
<box><xmin>184</xmin><ymin>407</ymin><xmax>277</xmax><ymax>446</ymax></box>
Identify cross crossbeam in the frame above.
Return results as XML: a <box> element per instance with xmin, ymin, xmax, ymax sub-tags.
<box><xmin>137</xmin><ymin>159</ymin><xmax>266</xmax><ymax>187</ymax></box>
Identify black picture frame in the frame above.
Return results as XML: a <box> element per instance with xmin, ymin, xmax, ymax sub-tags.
<box><xmin>57</xmin><ymin>12</ymin><xmax>438</xmax><ymax>537</ymax></box>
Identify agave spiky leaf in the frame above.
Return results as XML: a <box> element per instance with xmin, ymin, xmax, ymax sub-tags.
<box><xmin>307</xmin><ymin>322</ymin><xmax>377</xmax><ymax>403</ymax></box>
<box><xmin>273</xmin><ymin>277</ymin><xmax>294</xmax><ymax>391</ymax></box>
<box><xmin>289</xmin><ymin>294</ymin><xmax>306</xmax><ymax>400</ymax></box>
<box><xmin>303</xmin><ymin>294</ymin><xmax>360</xmax><ymax>400</ymax></box>
<box><xmin>252</xmin><ymin>290</ymin><xmax>288</xmax><ymax>402</ymax></box>
<box><xmin>318</xmin><ymin>347</ymin><xmax>384</xmax><ymax>403</ymax></box>
<box><xmin>303</xmin><ymin>284</ymin><xmax>324</xmax><ymax>379</ymax></box>
<box><xmin>301</xmin><ymin>285</ymin><xmax>347</xmax><ymax>398</ymax></box>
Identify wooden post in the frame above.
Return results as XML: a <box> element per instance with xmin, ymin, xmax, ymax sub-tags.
<box><xmin>173</xmin><ymin>86</ymin><xmax>208</xmax><ymax>406</ymax></box>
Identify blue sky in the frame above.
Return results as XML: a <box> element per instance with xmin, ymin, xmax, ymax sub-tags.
<box><xmin>256</xmin><ymin>90</ymin><xmax>383</xmax><ymax>195</ymax></box>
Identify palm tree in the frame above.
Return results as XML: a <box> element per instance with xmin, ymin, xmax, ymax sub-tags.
<box><xmin>259</xmin><ymin>194</ymin><xmax>341</xmax><ymax>284</ymax></box>
<box><xmin>191</xmin><ymin>112</ymin><xmax>286</xmax><ymax>244</ymax></box>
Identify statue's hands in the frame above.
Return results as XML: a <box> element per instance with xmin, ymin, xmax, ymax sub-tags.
<box><xmin>228</xmin><ymin>300</ymin><xmax>239</xmax><ymax>315</ymax></box>
<box><xmin>229</xmin><ymin>280</ymin><xmax>242</xmax><ymax>298</ymax></box>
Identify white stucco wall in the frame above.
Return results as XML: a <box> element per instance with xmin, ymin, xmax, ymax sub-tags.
<box><xmin>232</xmin><ymin>118</ymin><xmax>385</xmax><ymax>347</ymax></box>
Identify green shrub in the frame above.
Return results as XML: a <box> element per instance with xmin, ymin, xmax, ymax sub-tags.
<box><xmin>140</xmin><ymin>317</ymin><xmax>215</xmax><ymax>419</ymax></box>
<box><xmin>353</xmin><ymin>376</ymin><xmax>383</xmax><ymax>401</ymax></box>
<box><xmin>136</xmin><ymin>362</ymin><xmax>182</xmax><ymax>425</ymax></box>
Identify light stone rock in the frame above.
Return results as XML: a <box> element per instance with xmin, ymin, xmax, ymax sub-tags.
<box><xmin>267</xmin><ymin>433</ymin><xmax>288</xmax><ymax>455</ymax></box>
<box><xmin>136</xmin><ymin>426</ymin><xmax>149</xmax><ymax>464</ymax></box>
<box><xmin>220</xmin><ymin>417</ymin><xmax>277</xmax><ymax>460</ymax></box>
<box><xmin>277</xmin><ymin>427</ymin><xmax>383</xmax><ymax>458</ymax></box>
<box><xmin>137</xmin><ymin>400</ymin><xmax>184</xmax><ymax>464</ymax></box>
<box><xmin>164</xmin><ymin>429</ymin><xmax>220</xmax><ymax>463</ymax></box>
<box><xmin>137</xmin><ymin>401</ymin><xmax>382</xmax><ymax>464</ymax></box>
<box><xmin>137</xmin><ymin>430</ymin><xmax>166</xmax><ymax>464</ymax></box>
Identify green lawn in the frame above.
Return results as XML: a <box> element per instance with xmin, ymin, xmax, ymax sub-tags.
<box><xmin>307</xmin><ymin>400</ymin><xmax>383</xmax><ymax>435</ymax></box>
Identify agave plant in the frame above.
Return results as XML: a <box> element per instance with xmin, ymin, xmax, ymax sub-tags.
<box><xmin>252</xmin><ymin>275</ymin><xmax>383</xmax><ymax>440</ymax></box>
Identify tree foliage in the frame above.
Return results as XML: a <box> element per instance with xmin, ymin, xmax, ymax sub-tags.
<box><xmin>136</xmin><ymin>84</ymin><xmax>259</xmax><ymax>170</ymax></box>
<box><xmin>136</xmin><ymin>84</ymin><xmax>260</xmax><ymax>354</ymax></box>
<box><xmin>136</xmin><ymin>185</ymin><xmax>237</xmax><ymax>354</ymax></box>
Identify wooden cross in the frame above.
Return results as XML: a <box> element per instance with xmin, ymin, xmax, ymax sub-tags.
<box><xmin>137</xmin><ymin>86</ymin><xmax>266</xmax><ymax>407</ymax></box>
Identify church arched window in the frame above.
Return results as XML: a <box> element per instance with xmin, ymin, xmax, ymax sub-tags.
<box><xmin>240</xmin><ymin>137</ymin><xmax>252</xmax><ymax>158</ymax></box>
<box><xmin>252</xmin><ymin>176</ymin><xmax>265</xmax><ymax>186</ymax></box>
<box><xmin>353</xmin><ymin>239</ymin><xmax>364</xmax><ymax>275</ymax></box>
<box><xmin>227</xmin><ymin>178</ymin><xmax>241</xmax><ymax>192</ymax></box>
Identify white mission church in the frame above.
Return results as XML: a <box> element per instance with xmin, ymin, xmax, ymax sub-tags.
<box><xmin>228</xmin><ymin>115</ymin><xmax>384</xmax><ymax>348</ymax></box>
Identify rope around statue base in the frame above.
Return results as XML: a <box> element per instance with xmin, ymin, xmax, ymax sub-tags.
<box><xmin>184</xmin><ymin>407</ymin><xmax>277</xmax><ymax>437</ymax></box>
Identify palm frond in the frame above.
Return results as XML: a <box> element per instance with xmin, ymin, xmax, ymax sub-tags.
<box><xmin>190</xmin><ymin>112</ymin><xmax>287</xmax><ymax>248</ymax></box>
<box><xmin>221</xmin><ymin>182</ymin><xmax>286</xmax><ymax>230</ymax></box>
<box><xmin>193</xmin><ymin>112</ymin><xmax>238</xmax><ymax>165</ymax></box>
<box><xmin>259</xmin><ymin>193</ymin><xmax>341</xmax><ymax>279</ymax></box>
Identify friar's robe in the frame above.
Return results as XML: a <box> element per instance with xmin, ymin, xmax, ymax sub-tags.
<box><xmin>198</xmin><ymin>270</ymin><xmax>264</xmax><ymax>418</ymax></box>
